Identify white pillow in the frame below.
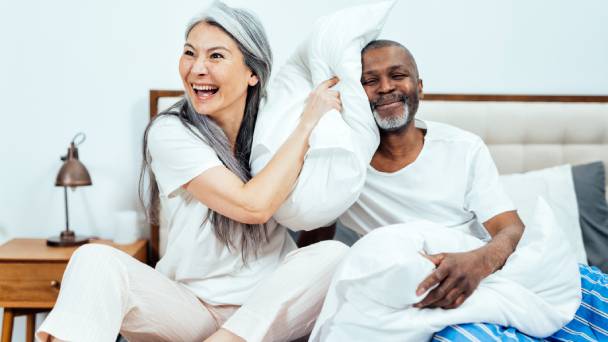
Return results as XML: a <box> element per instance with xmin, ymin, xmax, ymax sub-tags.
<box><xmin>250</xmin><ymin>1</ymin><xmax>396</xmax><ymax>230</ymax></box>
<box><xmin>499</xmin><ymin>165</ymin><xmax>587</xmax><ymax>264</ymax></box>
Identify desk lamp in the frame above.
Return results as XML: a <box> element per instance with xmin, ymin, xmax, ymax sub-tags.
<box><xmin>47</xmin><ymin>133</ymin><xmax>92</xmax><ymax>247</ymax></box>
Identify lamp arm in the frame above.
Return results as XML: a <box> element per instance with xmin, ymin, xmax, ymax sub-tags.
<box><xmin>64</xmin><ymin>186</ymin><xmax>70</xmax><ymax>233</ymax></box>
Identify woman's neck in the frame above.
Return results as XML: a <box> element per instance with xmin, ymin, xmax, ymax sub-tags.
<box><xmin>216</xmin><ymin>115</ymin><xmax>242</xmax><ymax>149</ymax></box>
<box><xmin>209</xmin><ymin>102</ymin><xmax>246</xmax><ymax>150</ymax></box>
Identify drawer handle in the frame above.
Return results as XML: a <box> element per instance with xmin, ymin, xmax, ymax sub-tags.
<box><xmin>50</xmin><ymin>280</ymin><xmax>61</xmax><ymax>289</ymax></box>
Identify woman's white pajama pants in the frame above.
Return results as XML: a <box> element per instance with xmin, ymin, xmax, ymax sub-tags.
<box><xmin>35</xmin><ymin>240</ymin><xmax>348</xmax><ymax>342</ymax></box>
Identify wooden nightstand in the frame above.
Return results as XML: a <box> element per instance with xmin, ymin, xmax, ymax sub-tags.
<box><xmin>0</xmin><ymin>239</ymin><xmax>147</xmax><ymax>342</ymax></box>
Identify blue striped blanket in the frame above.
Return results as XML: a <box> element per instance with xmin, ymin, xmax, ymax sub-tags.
<box><xmin>433</xmin><ymin>264</ymin><xmax>608</xmax><ymax>341</ymax></box>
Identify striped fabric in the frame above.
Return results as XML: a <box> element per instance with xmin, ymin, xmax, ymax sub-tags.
<box><xmin>433</xmin><ymin>264</ymin><xmax>608</xmax><ymax>342</ymax></box>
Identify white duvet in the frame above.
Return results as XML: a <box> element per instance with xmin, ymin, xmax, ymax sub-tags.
<box><xmin>310</xmin><ymin>198</ymin><xmax>581</xmax><ymax>341</ymax></box>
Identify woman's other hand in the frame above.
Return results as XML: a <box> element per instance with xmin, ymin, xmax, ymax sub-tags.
<box><xmin>301</xmin><ymin>77</ymin><xmax>342</xmax><ymax>128</ymax></box>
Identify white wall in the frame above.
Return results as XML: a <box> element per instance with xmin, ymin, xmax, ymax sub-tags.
<box><xmin>0</xmin><ymin>0</ymin><xmax>606</xmax><ymax>340</ymax></box>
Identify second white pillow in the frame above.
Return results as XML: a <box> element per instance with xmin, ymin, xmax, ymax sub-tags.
<box><xmin>499</xmin><ymin>164</ymin><xmax>586</xmax><ymax>264</ymax></box>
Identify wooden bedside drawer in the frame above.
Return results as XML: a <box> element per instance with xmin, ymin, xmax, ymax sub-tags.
<box><xmin>0</xmin><ymin>239</ymin><xmax>147</xmax><ymax>342</ymax></box>
<box><xmin>0</xmin><ymin>262</ymin><xmax>66</xmax><ymax>308</ymax></box>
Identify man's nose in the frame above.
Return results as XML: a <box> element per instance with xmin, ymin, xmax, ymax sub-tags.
<box><xmin>191</xmin><ymin>56</ymin><xmax>208</xmax><ymax>75</ymax></box>
<box><xmin>378</xmin><ymin>78</ymin><xmax>394</xmax><ymax>94</ymax></box>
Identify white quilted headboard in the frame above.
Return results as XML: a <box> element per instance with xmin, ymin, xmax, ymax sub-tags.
<box><xmin>418</xmin><ymin>95</ymin><xmax>608</xmax><ymax>178</ymax></box>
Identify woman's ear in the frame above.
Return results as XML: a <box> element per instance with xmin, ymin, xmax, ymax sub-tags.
<box><xmin>248</xmin><ymin>74</ymin><xmax>259</xmax><ymax>87</ymax></box>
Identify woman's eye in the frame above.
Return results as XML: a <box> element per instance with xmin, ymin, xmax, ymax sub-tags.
<box><xmin>210</xmin><ymin>52</ymin><xmax>224</xmax><ymax>59</ymax></box>
<box><xmin>183</xmin><ymin>50</ymin><xmax>194</xmax><ymax>57</ymax></box>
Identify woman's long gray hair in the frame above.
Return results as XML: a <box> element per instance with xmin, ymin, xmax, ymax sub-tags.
<box><xmin>139</xmin><ymin>1</ymin><xmax>272</xmax><ymax>261</ymax></box>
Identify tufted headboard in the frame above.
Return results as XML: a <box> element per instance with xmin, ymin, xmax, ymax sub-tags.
<box><xmin>147</xmin><ymin>90</ymin><xmax>608</xmax><ymax>264</ymax></box>
<box><xmin>418</xmin><ymin>94</ymin><xmax>608</xmax><ymax>176</ymax></box>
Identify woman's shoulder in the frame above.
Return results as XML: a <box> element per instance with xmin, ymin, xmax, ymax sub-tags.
<box><xmin>149</xmin><ymin>114</ymin><xmax>185</xmax><ymax>134</ymax></box>
<box><xmin>149</xmin><ymin>115</ymin><xmax>203</xmax><ymax>143</ymax></box>
<box><xmin>147</xmin><ymin>115</ymin><xmax>215</xmax><ymax>159</ymax></box>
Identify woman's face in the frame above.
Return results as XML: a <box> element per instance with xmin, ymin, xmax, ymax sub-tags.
<box><xmin>180</xmin><ymin>22</ymin><xmax>258</xmax><ymax>119</ymax></box>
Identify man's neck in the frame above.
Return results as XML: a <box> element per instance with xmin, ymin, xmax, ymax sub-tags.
<box><xmin>371</xmin><ymin>119</ymin><xmax>425</xmax><ymax>173</ymax></box>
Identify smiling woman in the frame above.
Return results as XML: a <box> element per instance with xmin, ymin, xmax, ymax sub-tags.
<box><xmin>180</xmin><ymin>23</ymin><xmax>257</xmax><ymax>125</ymax></box>
<box><xmin>34</xmin><ymin>2</ymin><xmax>348</xmax><ymax>342</ymax></box>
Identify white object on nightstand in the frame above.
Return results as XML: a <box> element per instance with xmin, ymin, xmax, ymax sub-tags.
<box><xmin>113</xmin><ymin>210</ymin><xmax>141</xmax><ymax>245</ymax></box>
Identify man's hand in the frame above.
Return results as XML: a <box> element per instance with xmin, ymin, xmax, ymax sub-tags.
<box><xmin>414</xmin><ymin>211</ymin><xmax>525</xmax><ymax>310</ymax></box>
<box><xmin>414</xmin><ymin>250</ymin><xmax>490</xmax><ymax>309</ymax></box>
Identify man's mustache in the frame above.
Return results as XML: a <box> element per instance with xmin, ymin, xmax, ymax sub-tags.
<box><xmin>370</xmin><ymin>93</ymin><xmax>408</xmax><ymax>110</ymax></box>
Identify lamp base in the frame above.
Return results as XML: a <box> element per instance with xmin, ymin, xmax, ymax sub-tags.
<box><xmin>46</xmin><ymin>230</ymin><xmax>89</xmax><ymax>247</ymax></box>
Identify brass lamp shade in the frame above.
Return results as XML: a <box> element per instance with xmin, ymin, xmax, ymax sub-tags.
<box><xmin>55</xmin><ymin>143</ymin><xmax>92</xmax><ymax>187</ymax></box>
<box><xmin>48</xmin><ymin>133</ymin><xmax>92</xmax><ymax>247</ymax></box>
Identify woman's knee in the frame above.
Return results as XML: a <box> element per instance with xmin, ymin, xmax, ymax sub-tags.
<box><xmin>308</xmin><ymin>240</ymin><xmax>350</xmax><ymax>262</ymax></box>
<box><xmin>288</xmin><ymin>240</ymin><xmax>349</xmax><ymax>274</ymax></box>
<box><xmin>72</xmin><ymin>243</ymin><xmax>118</xmax><ymax>259</ymax></box>
<box><xmin>67</xmin><ymin>243</ymin><xmax>126</xmax><ymax>273</ymax></box>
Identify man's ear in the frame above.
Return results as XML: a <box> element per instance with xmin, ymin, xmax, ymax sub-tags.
<box><xmin>418</xmin><ymin>78</ymin><xmax>424</xmax><ymax>99</ymax></box>
<box><xmin>248</xmin><ymin>74</ymin><xmax>259</xmax><ymax>87</ymax></box>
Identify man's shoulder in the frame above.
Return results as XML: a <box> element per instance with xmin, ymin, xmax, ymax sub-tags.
<box><xmin>423</xmin><ymin>120</ymin><xmax>484</xmax><ymax>146</ymax></box>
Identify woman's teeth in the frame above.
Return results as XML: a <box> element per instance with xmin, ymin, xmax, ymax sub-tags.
<box><xmin>192</xmin><ymin>84</ymin><xmax>219</xmax><ymax>96</ymax></box>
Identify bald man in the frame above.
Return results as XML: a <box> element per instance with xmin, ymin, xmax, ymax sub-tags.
<box><xmin>304</xmin><ymin>40</ymin><xmax>580</xmax><ymax>341</ymax></box>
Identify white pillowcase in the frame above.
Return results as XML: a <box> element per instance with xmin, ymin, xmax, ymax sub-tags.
<box><xmin>250</xmin><ymin>1</ymin><xmax>396</xmax><ymax>230</ymax></box>
<box><xmin>499</xmin><ymin>165</ymin><xmax>587</xmax><ymax>264</ymax></box>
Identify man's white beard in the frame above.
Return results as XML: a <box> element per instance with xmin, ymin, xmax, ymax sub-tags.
<box><xmin>373</xmin><ymin>104</ymin><xmax>410</xmax><ymax>132</ymax></box>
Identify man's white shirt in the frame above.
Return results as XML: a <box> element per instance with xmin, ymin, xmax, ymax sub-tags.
<box><xmin>339</xmin><ymin>119</ymin><xmax>515</xmax><ymax>239</ymax></box>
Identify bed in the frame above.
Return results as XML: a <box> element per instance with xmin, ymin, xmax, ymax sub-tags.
<box><xmin>148</xmin><ymin>90</ymin><xmax>608</xmax><ymax>340</ymax></box>
<box><xmin>149</xmin><ymin>91</ymin><xmax>608</xmax><ymax>260</ymax></box>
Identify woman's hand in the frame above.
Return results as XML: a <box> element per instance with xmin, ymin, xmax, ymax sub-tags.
<box><xmin>300</xmin><ymin>77</ymin><xmax>342</xmax><ymax>129</ymax></box>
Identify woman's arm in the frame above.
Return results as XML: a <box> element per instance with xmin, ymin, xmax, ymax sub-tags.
<box><xmin>184</xmin><ymin>77</ymin><xmax>341</xmax><ymax>224</ymax></box>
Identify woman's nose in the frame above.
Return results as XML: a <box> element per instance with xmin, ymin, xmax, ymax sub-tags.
<box><xmin>191</xmin><ymin>57</ymin><xmax>208</xmax><ymax>75</ymax></box>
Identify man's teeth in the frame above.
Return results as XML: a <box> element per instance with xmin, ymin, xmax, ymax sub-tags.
<box><xmin>192</xmin><ymin>84</ymin><xmax>218</xmax><ymax>91</ymax></box>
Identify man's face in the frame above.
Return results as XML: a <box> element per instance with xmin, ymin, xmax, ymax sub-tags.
<box><xmin>361</xmin><ymin>46</ymin><xmax>423</xmax><ymax>132</ymax></box>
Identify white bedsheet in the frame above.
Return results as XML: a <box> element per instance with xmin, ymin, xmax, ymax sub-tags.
<box><xmin>310</xmin><ymin>198</ymin><xmax>581</xmax><ymax>341</ymax></box>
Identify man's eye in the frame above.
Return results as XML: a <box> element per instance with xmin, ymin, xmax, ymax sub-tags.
<box><xmin>392</xmin><ymin>74</ymin><xmax>407</xmax><ymax>80</ymax></box>
<box><xmin>210</xmin><ymin>52</ymin><xmax>224</xmax><ymax>59</ymax></box>
<box><xmin>362</xmin><ymin>79</ymin><xmax>377</xmax><ymax>86</ymax></box>
<box><xmin>183</xmin><ymin>50</ymin><xmax>194</xmax><ymax>57</ymax></box>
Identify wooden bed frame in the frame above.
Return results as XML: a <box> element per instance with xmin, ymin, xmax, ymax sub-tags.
<box><xmin>147</xmin><ymin>90</ymin><xmax>608</xmax><ymax>265</ymax></box>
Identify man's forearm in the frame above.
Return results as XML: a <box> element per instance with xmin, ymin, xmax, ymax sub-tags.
<box><xmin>477</xmin><ymin>223</ymin><xmax>524</xmax><ymax>275</ymax></box>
